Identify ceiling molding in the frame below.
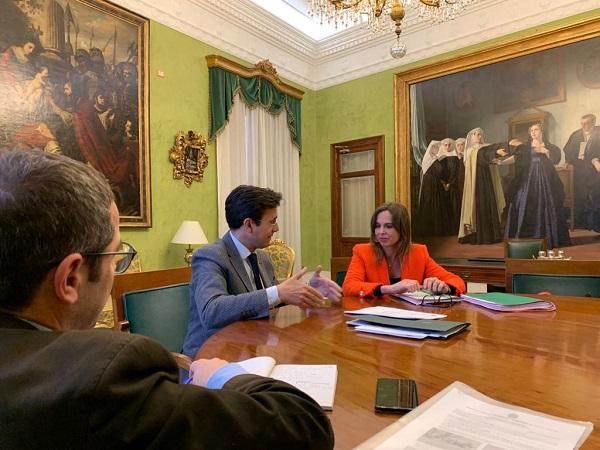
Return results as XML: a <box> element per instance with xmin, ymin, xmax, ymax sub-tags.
<box><xmin>114</xmin><ymin>0</ymin><xmax>600</xmax><ymax>90</ymax></box>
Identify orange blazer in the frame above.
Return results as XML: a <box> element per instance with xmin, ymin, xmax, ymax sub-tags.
<box><xmin>342</xmin><ymin>243</ymin><xmax>466</xmax><ymax>297</ymax></box>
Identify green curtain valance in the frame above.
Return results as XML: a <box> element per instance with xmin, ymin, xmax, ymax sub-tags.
<box><xmin>209</xmin><ymin>66</ymin><xmax>302</xmax><ymax>151</ymax></box>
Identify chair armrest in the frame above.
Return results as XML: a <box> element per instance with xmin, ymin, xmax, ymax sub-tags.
<box><xmin>171</xmin><ymin>352</ymin><xmax>192</xmax><ymax>371</ymax></box>
<box><xmin>116</xmin><ymin>320</ymin><xmax>130</xmax><ymax>332</ymax></box>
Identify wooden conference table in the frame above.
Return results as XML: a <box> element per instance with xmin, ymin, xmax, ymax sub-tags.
<box><xmin>196</xmin><ymin>296</ymin><xmax>600</xmax><ymax>449</ymax></box>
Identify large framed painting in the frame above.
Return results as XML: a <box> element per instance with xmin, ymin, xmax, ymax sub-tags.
<box><xmin>0</xmin><ymin>0</ymin><xmax>151</xmax><ymax>226</ymax></box>
<box><xmin>395</xmin><ymin>16</ymin><xmax>600</xmax><ymax>260</ymax></box>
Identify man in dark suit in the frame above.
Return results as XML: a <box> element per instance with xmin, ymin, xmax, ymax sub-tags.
<box><xmin>0</xmin><ymin>150</ymin><xmax>334</xmax><ymax>449</ymax></box>
<box><xmin>183</xmin><ymin>185</ymin><xmax>342</xmax><ymax>358</ymax></box>
<box><xmin>563</xmin><ymin>113</ymin><xmax>600</xmax><ymax>230</ymax></box>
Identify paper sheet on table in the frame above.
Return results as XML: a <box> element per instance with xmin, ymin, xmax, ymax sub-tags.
<box><xmin>356</xmin><ymin>381</ymin><xmax>592</xmax><ymax>450</ymax></box>
<box><xmin>344</xmin><ymin>306</ymin><xmax>445</xmax><ymax>320</ymax></box>
<box><xmin>351</xmin><ymin>324</ymin><xmax>429</xmax><ymax>339</ymax></box>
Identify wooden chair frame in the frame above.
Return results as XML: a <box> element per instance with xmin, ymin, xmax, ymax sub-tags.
<box><xmin>110</xmin><ymin>267</ymin><xmax>191</xmax><ymax>330</ymax></box>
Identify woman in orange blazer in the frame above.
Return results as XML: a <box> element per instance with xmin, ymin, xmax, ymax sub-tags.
<box><xmin>343</xmin><ymin>203</ymin><xmax>465</xmax><ymax>297</ymax></box>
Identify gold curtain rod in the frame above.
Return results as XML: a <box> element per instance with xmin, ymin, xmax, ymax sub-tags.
<box><xmin>206</xmin><ymin>54</ymin><xmax>304</xmax><ymax>99</ymax></box>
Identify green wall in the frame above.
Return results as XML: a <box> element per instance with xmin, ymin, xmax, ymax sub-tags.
<box><xmin>121</xmin><ymin>22</ymin><xmax>220</xmax><ymax>270</ymax></box>
<box><xmin>121</xmin><ymin>21</ymin><xmax>317</xmax><ymax>271</ymax></box>
<box><xmin>124</xmin><ymin>10</ymin><xmax>599</xmax><ymax>271</ymax></box>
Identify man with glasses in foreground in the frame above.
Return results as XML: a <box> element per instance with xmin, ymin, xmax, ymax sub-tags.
<box><xmin>0</xmin><ymin>150</ymin><xmax>334</xmax><ymax>449</ymax></box>
<box><xmin>183</xmin><ymin>184</ymin><xmax>342</xmax><ymax>358</ymax></box>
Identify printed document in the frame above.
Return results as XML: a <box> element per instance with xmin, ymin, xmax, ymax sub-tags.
<box><xmin>356</xmin><ymin>381</ymin><xmax>592</xmax><ymax>449</ymax></box>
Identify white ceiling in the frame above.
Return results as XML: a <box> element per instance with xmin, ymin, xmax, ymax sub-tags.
<box><xmin>114</xmin><ymin>0</ymin><xmax>599</xmax><ymax>90</ymax></box>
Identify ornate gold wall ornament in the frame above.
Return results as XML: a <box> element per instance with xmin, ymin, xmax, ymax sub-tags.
<box><xmin>254</xmin><ymin>59</ymin><xmax>281</xmax><ymax>84</ymax></box>
<box><xmin>170</xmin><ymin>131</ymin><xmax>209</xmax><ymax>187</ymax></box>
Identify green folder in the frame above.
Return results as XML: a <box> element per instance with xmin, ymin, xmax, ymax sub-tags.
<box><xmin>460</xmin><ymin>292</ymin><xmax>556</xmax><ymax>311</ymax></box>
<box><xmin>462</xmin><ymin>292</ymin><xmax>539</xmax><ymax>305</ymax></box>
<box><xmin>347</xmin><ymin>315</ymin><xmax>469</xmax><ymax>334</ymax></box>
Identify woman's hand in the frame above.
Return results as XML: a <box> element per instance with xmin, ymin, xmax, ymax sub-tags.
<box><xmin>422</xmin><ymin>277</ymin><xmax>450</xmax><ymax>294</ymax></box>
<box><xmin>381</xmin><ymin>279</ymin><xmax>419</xmax><ymax>295</ymax></box>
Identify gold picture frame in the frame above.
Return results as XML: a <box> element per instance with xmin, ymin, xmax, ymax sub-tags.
<box><xmin>394</xmin><ymin>15</ymin><xmax>600</xmax><ymax>259</ymax></box>
<box><xmin>0</xmin><ymin>0</ymin><xmax>150</xmax><ymax>227</ymax></box>
<box><xmin>169</xmin><ymin>131</ymin><xmax>209</xmax><ymax>187</ymax></box>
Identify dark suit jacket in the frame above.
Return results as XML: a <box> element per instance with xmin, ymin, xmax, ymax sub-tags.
<box><xmin>0</xmin><ymin>312</ymin><xmax>333</xmax><ymax>449</ymax></box>
<box><xmin>343</xmin><ymin>243</ymin><xmax>466</xmax><ymax>297</ymax></box>
<box><xmin>563</xmin><ymin>126</ymin><xmax>600</xmax><ymax>166</ymax></box>
<box><xmin>183</xmin><ymin>232</ymin><xmax>277</xmax><ymax>357</ymax></box>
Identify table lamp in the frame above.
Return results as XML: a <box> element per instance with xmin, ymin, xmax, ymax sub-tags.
<box><xmin>171</xmin><ymin>220</ymin><xmax>208</xmax><ymax>266</ymax></box>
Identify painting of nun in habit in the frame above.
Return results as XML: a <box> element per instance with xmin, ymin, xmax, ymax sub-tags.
<box><xmin>458</xmin><ymin>127</ymin><xmax>508</xmax><ymax>244</ymax></box>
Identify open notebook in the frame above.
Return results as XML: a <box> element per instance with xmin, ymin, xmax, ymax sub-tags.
<box><xmin>238</xmin><ymin>356</ymin><xmax>337</xmax><ymax>410</ymax></box>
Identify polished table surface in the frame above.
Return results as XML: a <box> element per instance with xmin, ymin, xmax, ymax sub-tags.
<box><xmin>196</xmin><ymin>296</ymin><xmax>600</xmax><ymax>449</ymax></box>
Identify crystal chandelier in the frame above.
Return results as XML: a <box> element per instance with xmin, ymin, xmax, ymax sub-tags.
<box><xmin>308</xmin><ymin>0</ymin><xmax>476</xmax><ymax>58</ymax></box>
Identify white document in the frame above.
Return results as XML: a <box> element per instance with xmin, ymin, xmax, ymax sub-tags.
<box><xmin>356</xmin><ymin>381</ymin><xmax>593</xmax><ymax>450</ymax></box>
<box><xmin>352</xmin><ymin>324</ymin><xmax>429</xmax><ymax>339</ymax></box>
<box><xmin>345</xmin><ymin>306</ymin><xmax>446</xmax><ymax>320</ymax></box>
<box><xmin>237</xmin><ymin>356</ymin><xmax>337</xmax><ymax>410</ymax></box>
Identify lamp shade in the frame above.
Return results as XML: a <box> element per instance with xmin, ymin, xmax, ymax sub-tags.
<box><xmin>171</xmin><ymin>220</ymin><xmax>209</xmax><ymax>245</ymax></box>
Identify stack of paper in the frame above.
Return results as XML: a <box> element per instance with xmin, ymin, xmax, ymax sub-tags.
<box><xmin>392</xmin><ymin>290</ymin><xmax>460</xmax><ymax>306</ymax></box>
<box><xmin>346</xmin><ymin>315</ymin><xmax>470</xmax><ymax>339</ymax></box>
<box><xmin>344</xmin><ymin>306</ymin><xmax>446</xmax><ymax>320</ymax></box>
<box><xmin>344</xmin><ymin>307</ymin><xmax>468</xmax><ymax>340</ymax></box>
<box><xmin>461</xmin><ymin>292</ymin><xmax>556</xmax><ymax>312</ymax></box>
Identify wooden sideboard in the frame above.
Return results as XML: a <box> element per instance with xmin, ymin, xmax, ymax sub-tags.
<box><xmin>331</xmin><ymin>256</ymin><xmax>506</xmax><ymax>287</ymax></box>
<box><xmin>437</xmin><ymin>257</ymin><xmax>505</xmax><ymax>286</ymax></box>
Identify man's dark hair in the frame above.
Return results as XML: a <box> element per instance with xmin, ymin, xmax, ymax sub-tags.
<box><xmin>225</xmin><ymin>185</ymin><xmax>282</xmax><ymax>229</ymax></box>
<box><xmin>0</xmin><ymin>150</ymin><xmax>114</xmax><ymax>310</ymax></box>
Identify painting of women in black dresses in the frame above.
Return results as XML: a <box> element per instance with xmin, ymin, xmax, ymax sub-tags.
<box><xmin>504</xmin><ymin>123</ymin><xmax>571</xmax><ymax>248</ymax></box>
<box><xmin>0</xmin><ymin>0</ymin><xmax>149</xmax><ymax>226</ymax></box>
<box><xmin>406</xmin><ymin>30</ymin><xmax>600</xmax><ymax>260</ymax></box>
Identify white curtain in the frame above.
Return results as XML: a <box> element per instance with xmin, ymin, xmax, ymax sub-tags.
<box><xmin>216</xmin><ymin>94</ymin><xmax>302</xmax><ymax>269</ymax></box>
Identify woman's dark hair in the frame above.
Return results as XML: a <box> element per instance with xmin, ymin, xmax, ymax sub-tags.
<box><xmin>527</xmin><ymin>122</ymin><xmax>550</xmax><ymax>144</ymax></box>
<box><xmin>369</xmin><ymin>202</ymin><xmax>411</xmax><ymax>265</ymax></box>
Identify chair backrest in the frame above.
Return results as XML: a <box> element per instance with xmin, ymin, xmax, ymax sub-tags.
<box><xmin>262</xmin><ymin>239</ymin><xmax>295</xmax><ymax>282</ymax></box>
<box><xmin>123</xmin><ymin>283</ymin><xmax>191</xmax><ymax>352</ymax></box>
<box><xmin>331</xmin><ymin>256</ymin><xmax>351</xmax><ymax>287</ymax></box>
<box><xmin>111</xmin><ymin>267</ymin><xmax>191</xmax><ymax>329</ymax></box>
<box><xmin>506</xmin><ymin>259</ymin><xmax>600</xmax><ymax>297</ymax></box>
<box><xmin>335</xmin><ymin>270</ymin><xmax>347</xmax><ymax>287</ymax></box>
<box><xmin>512</xmin><ymin>274</ymin><xmax>600</xmax><ymax>297</ymax></box>
<box><xmin>504</xmin><ymin>238</ymin><xmax>547</xmax><ymax>259</ymax></box>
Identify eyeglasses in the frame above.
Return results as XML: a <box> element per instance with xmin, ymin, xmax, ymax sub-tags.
<box><xmin>254</xmin><ymin>218</ymin><xmax>278</xmax><ymax>226</ymax></box>
<box><xmin>83</xmin><ymin>241</ymin><xmax>137</xmax><ymax>274</ymax></box>
<box><xmin>420</xmin><ymin>294</ymin><xmax>455</xmax><ymax>308</ymax></box>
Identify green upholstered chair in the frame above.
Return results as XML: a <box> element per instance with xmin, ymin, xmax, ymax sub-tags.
<box><xmin>504</xmin><ymin>238</ymin><xmax>547</xmax><ymax>259</ymax></box>
<box><xmin>335</xmin><ymin>270</ymin><xmax>347</xmax><ymax>287</ymax></box>
<box><xmin>512</xmin><ymin>274</ymin><xmax>600</xmax><ymax>297</ymax></box>
<box><xmin>506</xmin><ymin>259</ymin><xmax>600</xmax><ymax>297</ymax></box>
<box><xmin>122</xmin><ymin>283</ymin><xmax>190</xmax><ymax>352</ymax></box>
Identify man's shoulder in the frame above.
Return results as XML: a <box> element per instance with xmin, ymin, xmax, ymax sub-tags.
<box><xmin>193</xmin><ymin>237</ymin><xmax>229</xmax><ymax>261</ymax></box>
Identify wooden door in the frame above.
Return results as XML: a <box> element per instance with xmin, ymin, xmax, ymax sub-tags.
<box><xmin>331</xmin><ymin>135</ymin><xmax>385</xmax><ymax>259</ymax></box>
